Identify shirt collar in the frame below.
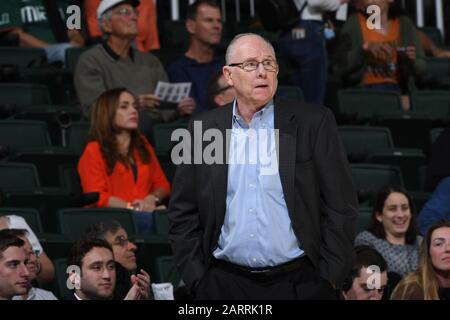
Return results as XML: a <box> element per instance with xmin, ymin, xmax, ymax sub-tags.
<box><xmin>232</xmin><ymin>99</ymin><xmax>274</xmax><ymax>129</ymax></box>
<box><xmin>102</xmin><ymin>41</ymin><xmax>135</xmax><ymax>61</ymax></box>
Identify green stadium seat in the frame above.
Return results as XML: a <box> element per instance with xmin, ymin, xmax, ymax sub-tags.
<box><xmin>58</xmin><ymin>163</ymin><xmax>81</xmax><ymax>194</ymax></box>
<box><xmin>65</xmin><ymin>47</ymin><xmax>89</xmax><ymax>73</ymax></box>
<box><xmin>338</xmin><ymin>89</ymin><xmax>402</xmax><ymax>121</ymax></box>
<box><xmin>357</xmin><ymin>207</ymin><xmax>372</xmax><ymax>233</ymax></box>
<box><xmin>351</xmin><ymin>164</ymin><xmax>404</xmax><ymax>202</ymax></box>
<box><xmin>338</xmin><ymin>126</ymin><xmax>394</xmax><ymax>162</ymax></box>
<box><xmin>58</xmin><ymin>208</ymin><xmax>137</xmax><ymax>241</ymax></box>
<box><xmin>52</xmin><ymin>258</ymin><xmax>70</xmax><ymax>299</ymax></box>
<box><xmin>154</xmin><ymin>256</ymin><xmax>180</xmax><ymax>288</ymax></box>
<box><xmin>373</xmin><ymin>111</ymin><xmax>433</xmax><ymax>151</ymax></box>
<box><xmin>152</xmin><ymin>121</ymin><xmax>188</xmax><ymax>155</ymax></box>
<box><xmin>423</xmin><ymin>57</ymin><xmax>450</xmax><ymax>89</ymax></box>
<box><xmin>11</xmin><ymin>148</ymin><xmax>79</xmax><ymax>187</ymax></box>
<box><xmin>0</xmin><ymin>163</ymin><xmax>40</xmax><ymax>193</ymax></box>
<box><xmin>367</xmin><ymin>148</ymin><xmax>427</xmax><ymax>191</ymax></box>
<box><xmin>67</xmin><ymin>122</ymin><xmax>90</xmax><ymax>154</ymax></box>
<box><xmin>411</xmin><ymin>91</ymin><xmax>450</xmax><ymax>120</ymax></box>
<box><xmin>154</xmin><ymin>209</ymin><xmax>170</xmax><ymax>236</ymax></box>
<box><xmin>0</xmin><ymin>207</ymin><xmax>43</xmax><ymax>233</ymax></box>
<box><xmin>0</xmin><ymin>83</ymin><xmax>51</xmax><ymax>107</ymax></box>
<box><xmin>0</xmin><ymin>120</ymin><xmax>51</xmax><ymax>153</ymax></box>
<box><xmin>0</xmin><ymin>47</ymin><xmax>46</xmax><ymax>68</ymax></box>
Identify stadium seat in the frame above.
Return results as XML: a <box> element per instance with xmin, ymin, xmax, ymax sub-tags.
<box><xmin>152</xmin><ymin>121</ymin><xmax>188</xmax><ymax>155</ymax></box>
<box><xmin>373</xmin><ymin>111</ymin><xmax>433</xmax><ymax>151</ymax></box>
<box><xmin>65</xmin><ymin>47</ymin><xmax>88</xmax><ymax>72</ymax></box>
<box><xmin>0</xmin><ymin>207</ymin><xmax>43</xmax><ymax>234</ymax></box>
<box><xmin>357</xmin><ymin>207</ymin><xmax>372</xmax><ymax>233</ymax></box>
<box><xmin>11</xmin><ymin>148</ymin><xmax>79</xmax><ymax>187</ymax></box>
<box><xmin>58</xmin><ymin>208</ymin><xmax>137</xmax><ymax>241</ymax></box>
<box><xmin>423</xmin><ymin>57</ymin><xmax>450</xmax><ymax>89</ymax></box>
<box><xmin>0</xmin><ymin>83</ymin><xmax>51</xmax><ymax>107</ymax></box>
<box><xmin>367</xmin><ymin>148</ymin><xmax>427</xmax><ymax>191</ymax></box>
<box><xmin>338</xmin><ymin>89</ymin><xmax>402</xmax><ymax>121</ymax></box>
<box><xmin>338</xmin><ymin>126</ymin><xmax>394</xmax><ymax>162</ymax></box>
<box><xmin>411</xmin><ymin>90</ymin><xmax>450</xmax><ymax>120</ymax></box>
<box><xmin>52</xmin><ymin>258</ymin><xmax>70</xmax><ymax>299</ymax></box>
<box><xmin>58</xmin><ymin>163</ymin><xmax>81</xmax><ymax>194</ymax></box>
<box><xmin>67</xmin><ymin>121</ymin><xmax>90</xmax><ymax>154</ymax></box>
<box><xmin>351</xmin><ymin>164</ymin><xmax>404</xmax><ymax>202</ymax></box>
<box><xmin>154</xmin><ymin>209</ymin><xmax>170</xmax><ymax>235</ymax></box>
<box><xmin>0</xmin><ymin>47</ymin><xmax>46</xmax><ymax>69</ymax></box>
<box><xmin>0</xmin><ymin>120</ymin><xmax>51</xmax><ymax>153</ymax></box>
<box><xmin>419</xmin><ymin>27</ymin><xmax>443</xmax><ymax>46</ymax></box>
<box><xmin>154</xmin><ymin>256</ymin><xmax>181</xmax><ymax>289</ymax></box>
<box><xmin>0</xmin><ymin>163</ymin><xmax>40</xmax><ymax>193</ymax></box>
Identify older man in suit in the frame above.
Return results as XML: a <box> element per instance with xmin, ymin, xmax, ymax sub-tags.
<box><xmin>168</xmin><ymin>33</ymin><xmax>358</xmax><ymax>300</ymax></box>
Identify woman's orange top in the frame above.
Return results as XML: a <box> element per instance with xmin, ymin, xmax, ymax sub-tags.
<box><xmin>85</xmin><ymin>0</ymin><xmax>160</xmax><ymax>51</ymax></box>
<box><xmin>78</xmin><ymin>139</ymin><xmax>170</xmax><ymax>207</ymax></box>
<box><xmin>358</xmin><ymin>13</ymin><xmax>401</xmax><ymax>85</ymax></box>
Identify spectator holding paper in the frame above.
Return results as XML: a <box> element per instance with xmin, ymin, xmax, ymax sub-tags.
<box><xmin>74</xmin><ymin>0</ymin><xmax>195</xmax><ymax>125</ymax></box>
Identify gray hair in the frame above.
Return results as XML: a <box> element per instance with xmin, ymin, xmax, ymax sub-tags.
<box><xmin>98</xmin><ymin>10</ymin><xmax>113</xmax><ymax>34</ymax></box>
<box><xmin>82</xmin><ymin>220</ymin><xmax>123</xmax><ymax>241</ymax></box>
<box><xmin>225</xmin><ymin>33</ymin><xmax>276</xmax><ymax>65</ymax></box>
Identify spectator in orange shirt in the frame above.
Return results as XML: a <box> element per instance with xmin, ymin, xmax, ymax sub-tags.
<box><xmin>78</xmin><ymin>88</ymin><xmax>170</xmax><ymax>232</ymax></box>
<box><xmin>84</xmin><ymin>0</ymin><xmax>160</xmax><ymax>52</ymax></box>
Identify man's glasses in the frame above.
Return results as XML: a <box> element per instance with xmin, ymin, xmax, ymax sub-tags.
<box><xmin>228</xmin><ymin>59</ymin><xmax>278</xmax><ymax>72</ymax></box>
<box><xmin>113</xmin><ymin>235</ymin><xmax>131</xmax><ymax>247</ymax></box>
<box><xmin>113</xmin><ymin>7</ymin><xmax>139</xmax><ymax>18</ymax></box>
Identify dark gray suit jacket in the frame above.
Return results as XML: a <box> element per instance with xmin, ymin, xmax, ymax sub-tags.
<box><xmin>168</xmin><ymin>99</ymin><xmax>358</xmax><ymax>291</ymax></box>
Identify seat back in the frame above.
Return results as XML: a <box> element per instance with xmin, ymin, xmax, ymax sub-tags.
<box><xmin>338</xmin><ymin>126</ymin><xmax>394</xmax><ymax>161</ymax></box>
<box><xmin>58</xmin><ymin>208</ymin><xmax>137</xmax><ymax>240</ymax></box>
<box><xmin>0</xmin><ymin>83</ymin><xmax>51</xmax><ymax>106</ymax></box>
<box><xmin>0</xmin><ymin>207</ymin><xmax>43</xmax><ymax>233</ymax></box>
<box><xmin>0</xmin><ymin>120</ymin><xmax>51</xmax><ymax>152</ymax></box>
<box><xmin>0</xmin><ymin>163</ymin><xmax>40</xmax><ymax>192</ymax></box>
<box><xmin>67</xmin><ymin>122</ymin><xmax>90</xmax><ymax>154</ymax></box>
<box><xmin>154</xmin><ymin>255</ymin><xmax>181</xmax><ymax>289</ymax></box>
<box><xmin>338</xmin><ymin>89</ymin><xmax>402</xmax><ymax>120</ymax></box>
<box><xmin>411</xmin><ymin>91</ymin><xmax>450</xmax><ymax>120</ymax></box>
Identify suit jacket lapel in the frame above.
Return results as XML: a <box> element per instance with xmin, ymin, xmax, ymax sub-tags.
<box><xmin>211</xmin><ymin>104</ymin><xmax>233</xmax><ymax>229</ymax></box>
<box><xmin>275</xmin><ymin>100</ymin><xmax>298</xmax><ymax>217</ymax></box>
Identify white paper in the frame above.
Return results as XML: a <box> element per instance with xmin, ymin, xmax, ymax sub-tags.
<box><xmin>336</xmin><ymin>3</ymin><xmax>348</xmax><ymax>21</ymax></box>
<box><xmin>154</xmin><ymin>81</ymin><xmax>191</xmax><ymax>103</ymax></box>
<box><xmin>151</xmin><ymin>282</ymin><xmax>174</xmax><ymax>300</ymax></box>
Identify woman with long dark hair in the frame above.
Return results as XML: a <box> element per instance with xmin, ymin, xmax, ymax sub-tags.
<box><xmin>78</xmin><ymin>88</ymin><xmax>170</xmax><ymax>230</ymax></box>
<box><xmin>355</xmin><ymin>185</ymin><xmax>421</xmax><ymax>277</ymax></box>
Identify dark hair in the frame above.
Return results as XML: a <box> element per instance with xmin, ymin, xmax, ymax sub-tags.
<box><xmin>186</xmin><ymin>0</ymin><xmax>220</xmax><ymax>20</ymax></box>
<box><xmin>0</xmin><ymin>230</ymin><xmax>24</xmax><ymax>259</ymax></box>
<box><xmin>67</xmin><ymin>238</ymin><xmax>113</xmax><ymax>270</ymax></box>
<box><xmin>89</xmin><ymin>88</ymin><xmax>151</xmax><ymax>175</ymax></box>
<box><xmin>368</xmin><ymin>185</ymin><xmax>418</xmax><ymax>245</ymax></box>
<box><xmin>342</xmin><ymin>245</ymin><xmax>388</xmax><ymax>293</ymax></box>
<box><xmin>206</xmin><ymin>69</ymin><xmax>226</xmax><ymax>109</ymax></box>
<box><xmin>82</xmin><ymin>220</ymin><xmax>123</xmax><ymax>241</ymax></box>
<box><xmin>387</xmin><ymin>0</ymin><xmax>404</xmax><ymax>19</ymax></box>
<box><xmin>1</xmin><ymin>229</ymin><xmax>28</xmax><ymax>238</ymax></box>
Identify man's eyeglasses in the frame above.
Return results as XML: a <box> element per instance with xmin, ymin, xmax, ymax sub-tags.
<box><xmin>113</xmin><ymin>235</ymin><xmax>131</xmax><ymax>247</ymax></box>
<box><xmin>228</xmin><ymin>59</ymin><xmax>278</xmax><ymax>72</ymax></box>
<box><xmin>113</xmin><ymin>7</ymin><xmax>139</xmax><ymax>18</ymax></box>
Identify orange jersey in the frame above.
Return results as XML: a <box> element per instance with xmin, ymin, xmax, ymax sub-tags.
<box><xmin>78</xmin><ymin>139</ymin><xmax>170</xmax><ymax>207</ymax></box>
<box><xmin>359</xmin><ymin>13</ymin><xmax>401</xmax><ymax>85</ymax></box>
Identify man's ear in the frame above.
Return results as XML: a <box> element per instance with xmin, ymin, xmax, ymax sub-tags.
<box><xmin>186</xmin><ymin>19</ymin><xmax>196</xmax><ymax>35</ymax></box>
<box><xmin>223</xmin><ymin>66</ymin><xmax>233</xmax><ymax>86</ymax></box>
<box><xmin>100</xmin><ymin>18</ymin><xmax>112</xmax><ymax>34</ymax></box>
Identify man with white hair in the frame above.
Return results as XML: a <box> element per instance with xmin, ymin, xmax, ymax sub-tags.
<box><xmin>74</xmin><ymin>0</ymin><xmax>196</xmax><ymax>123</ymax></box>
<box><xmin>168</xmin><ymin>33</ymin><xmax>357</xmax><ymax>300</ymax></box>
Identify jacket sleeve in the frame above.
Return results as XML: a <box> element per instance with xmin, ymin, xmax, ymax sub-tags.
<box><xmin>400</xmin><ymin>17</ymin><xmax>427</xmax><ymax>77</ymax></box>
<box><xmin>167</xmin><ymin>121</ymin><xmax>207</xmax><ymax>291</ymax></box>
<box><xmin>418</xmin><ymin>177</ymin><xmax>450</xmax><ymax>235</ymax></box>
<box><xmin>313</xmin><ymin>109</ymin><xmax>359</xmax><ymax>286</ymax></box>
<box><xmin>77</xmin><ymin>143</ymin><xmax>112</xmax><ymax>207</ymax></box>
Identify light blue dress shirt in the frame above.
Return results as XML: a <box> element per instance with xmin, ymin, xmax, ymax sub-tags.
<box><xmin>213</xmin><ymin>100</ymin><xmax>304</xmax><ymax>267</ymax></box>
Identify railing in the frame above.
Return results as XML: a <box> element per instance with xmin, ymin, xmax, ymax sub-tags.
<box><xmin>169</xmin><ymin>0</ymin><xmax>445</xmax><ymax>40</ymax></box>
